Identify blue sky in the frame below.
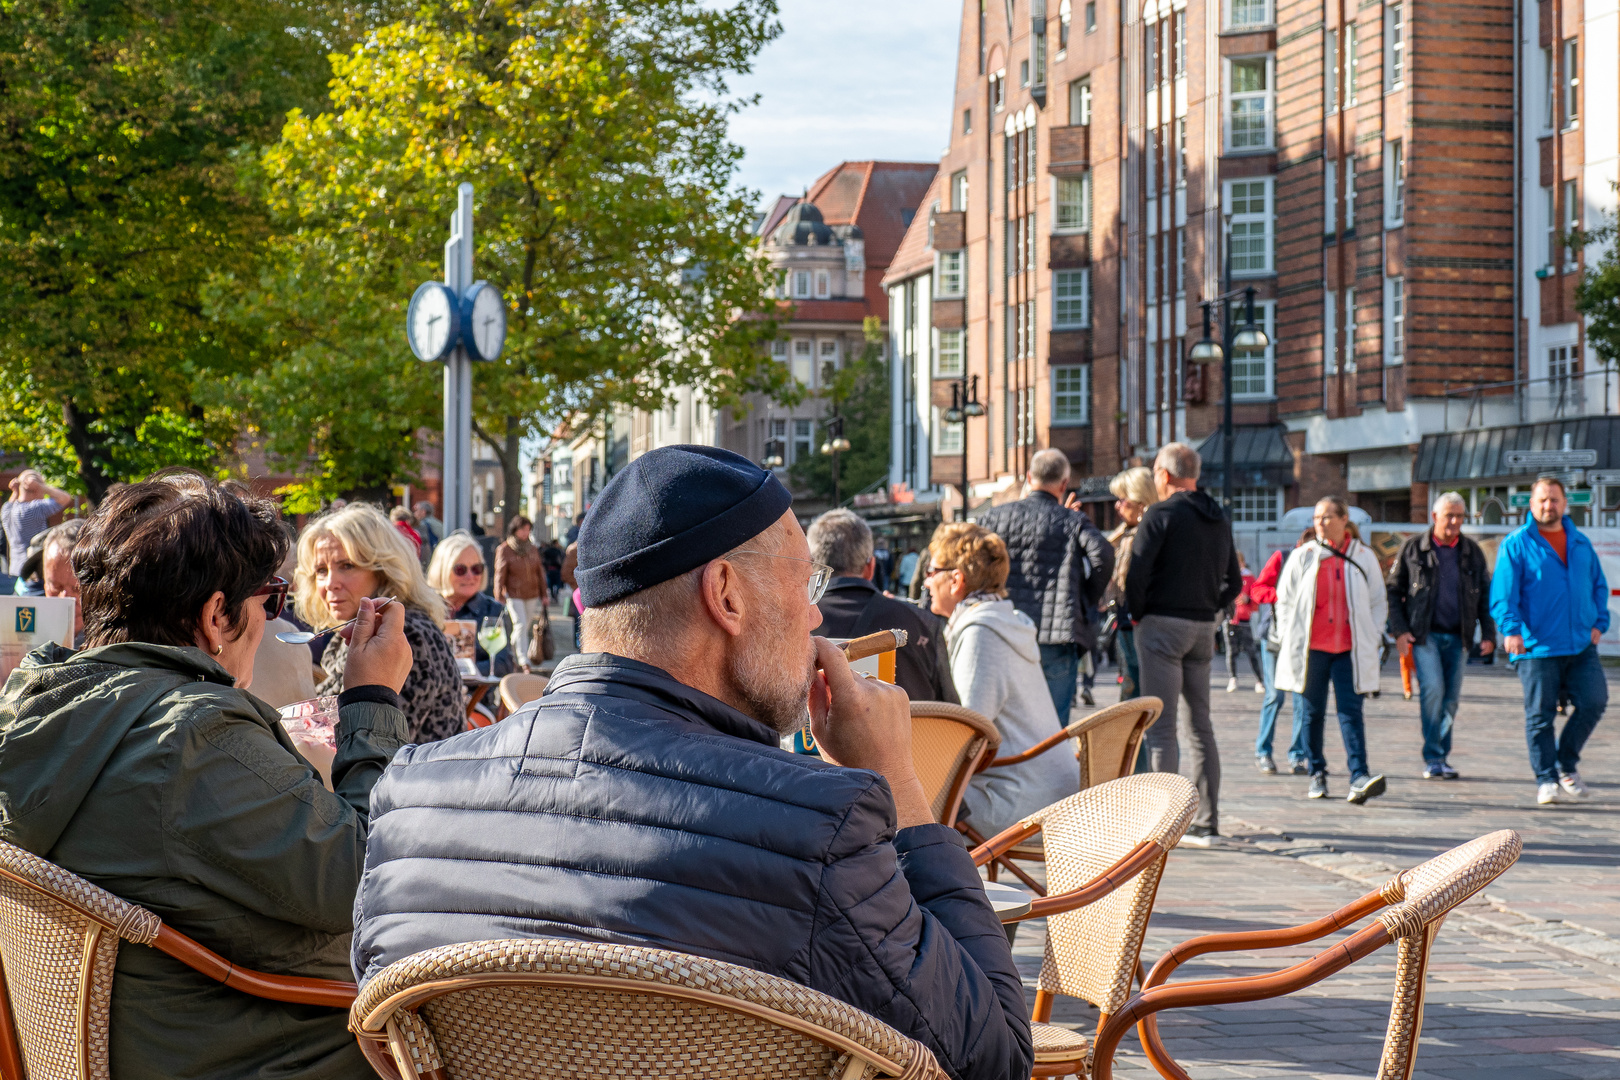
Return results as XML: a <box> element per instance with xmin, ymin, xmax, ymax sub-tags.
<box><xmin>728</xmin><ymin>0</ymin><xmax>962</xmax><ymax>209</ymax></box>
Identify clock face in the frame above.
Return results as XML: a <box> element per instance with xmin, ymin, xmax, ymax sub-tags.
<box><xmin>465</xmin><ymin>282</ymin><xmax>507</xmax><ymax>362</ymax></box>
<box><xmin>407</xmin><ymin>282</ymin><xmax>458</xmax><ymax>361</ymax></box>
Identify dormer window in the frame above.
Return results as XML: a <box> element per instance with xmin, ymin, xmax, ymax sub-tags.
<box><xmin>814</xmin><ymin>270</ymin><xmax>831</xmax><ymax>298</ymax></box>
<box><xmin>793</xmin><ymin>270</ymin><xmax>811</xmax><ymax>298</ymax></box>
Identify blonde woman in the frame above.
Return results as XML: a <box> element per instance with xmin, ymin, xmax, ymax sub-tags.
<box><xmin>297</xmin><ymin>503</ymin><xmax>465</xmax><ymax>743</ymax></box>
<box><xmin>926</xmin><ymin>522</ymin><xmax>1077</xmax><ymax>838</ymax></box>
<box><xmin>1105</xmin><ymin>467</ymin><xmax>1158</xmax><ymax>700</ymax></box>
<box><xmin>427</xmin><ymin>531</ymin><xmax>515</xmax><ymax>678</ymax></box>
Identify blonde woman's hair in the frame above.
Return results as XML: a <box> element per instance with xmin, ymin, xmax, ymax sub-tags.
<box><xmin>295</xmin><ymin>503</ymin><xmax>447</xmax><ymax>629</ymax></box>
<box><xmin>1109</xmin><ymin>466</ymin><xmax>1158</xmax><ymax>508</ymax></box>
<box><xmin>927</xmin><ymin>522</ymin><xmax>1010</xmax><ymax>597</ymax></box>
<box><xmin>426</xmin><ymin>531</ymin><xmax>487</xmax><ymax>596</ymax></box>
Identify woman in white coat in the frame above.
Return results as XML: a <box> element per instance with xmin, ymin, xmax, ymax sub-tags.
<box><xmin>1273</xmin><ymin>496</ymin><xmax>1388</xmax><ymax>804</ymax></box>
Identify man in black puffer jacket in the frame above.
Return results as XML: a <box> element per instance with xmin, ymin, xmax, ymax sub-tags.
<box><xmin>977</xmin><ymin>447</ymin><xmax>1114</xmax><ymax>723</ymax></box>
<box><xmin>353</xmin><ymin>446</ymin><xmax>1032</xmax><ymax>1080</ymax></box>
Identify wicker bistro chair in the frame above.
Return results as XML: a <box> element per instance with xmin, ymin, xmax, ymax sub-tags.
<box><xmin>350</xmin><ymin>938</ymin><xmax>950</xmax><ymax>1080</ymax></box>
<box><xmin>968</xmin><ymin>773</ymin><xmax>1198</xmax><ymax>1079</ymax></box>
<box><xmin>907</xmin><ymin>701</ymin><xmax>1002</xmax><ymax>826</ymax></box>
<box><xmin>1089</xmin><ymin>829</ymin><xmax>1524</xmax><ymax>1080</ymax></box>
<box><xmin>0</xmin><ymin>840</ymin><xmax>357</xmax><ymax>1080</ymax></box>
<box><xmin>962</xmin><ymin>698</ymin><xmax>1163</xmax><ymax>894</ymax></box>
<box><xmin>497</xmin><ymin>672</ymin><xmax>549</xmax><ymax>717</ymax></box>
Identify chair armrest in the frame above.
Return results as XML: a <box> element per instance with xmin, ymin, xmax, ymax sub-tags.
<box><xmin>968</xmin><ymin>819</ymin><xmax>1043</xmax><ymax>867</ymax></box>
<box><xmin>1090</xmin><ymin>922</ymin><xmax>1393</xmax><ymax>1080</ymax></box>
<box><xmin>1021</xmin><ymin>840</ymin><xmax>1163</xmax><ymax>920</ymax></box>
<box><xmin>982</xmin><ymin>725</ymin><xmax>1075</xmax><ymax>769</ymax></box>
<box><xmin>151</xmin><ymin>926</ymin><xmax>358</xmax><ymax>1008</ymax></box>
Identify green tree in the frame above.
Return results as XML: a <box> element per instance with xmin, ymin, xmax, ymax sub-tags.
<box><xmin>0</xmin><ymin>0</ymin><xmax>374</xmax><ymax>501</ymax></box>
<box><xmin>790</xmin><ymin>317</ymin><xmax>890</xmax><ymax>505</ymax></box>
<box><xmin>1576</xmin><ymin>225</ymin><xmax>1620</xmax><ymax>370</ymax></box>
<box><xmin>233</xmin><ymin>0</ymin><xmax>788</xmax><ymax>517</ymax></box>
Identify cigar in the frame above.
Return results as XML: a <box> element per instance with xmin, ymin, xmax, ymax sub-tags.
<box><xmin>803</xmin><ymin>630</ymin><xmax>908</xmax><ymax>744</ymax></box>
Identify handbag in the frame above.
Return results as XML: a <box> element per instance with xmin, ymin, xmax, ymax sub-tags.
<box><xmin>530</xmin><ymin>611</ymin><xmax>555</xmax><ymax>663</ymax></box>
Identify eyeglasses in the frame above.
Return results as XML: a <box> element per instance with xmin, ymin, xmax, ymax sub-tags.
<box><xmin>252</xmin><ymin>576</ymin><xmax>290</xmax><ymax>620</ymax></box>
<box><xmin>452</xmin><ymin>563</ymin><xmax>485</xmax><ymax>577</ymax></box>
<box><xmin>729</xmin><ymin>550</ymin><xmax>835</xmax><ymax>604</ymax></box>
<box><xmin>926</xmin><ymin>565</ymin><xmax>959</xmax><ymax>579</ymax></box>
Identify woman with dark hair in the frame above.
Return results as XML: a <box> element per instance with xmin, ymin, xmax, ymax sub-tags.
<box><xmin>0</xmin><ymin>471</ymin><xmax>412</xmax><ymax>1080</ymax></box>
<box><xmin>494</xmin><ymin>513</ymin><xmax>545</xmax><ymax>671</ymax></box>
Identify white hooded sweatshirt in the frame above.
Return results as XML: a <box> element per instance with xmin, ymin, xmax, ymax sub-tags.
<box><xmin>946</xmin><ymin>596</ymin><xmax>1079</xmax><ymax>838</ymax></box>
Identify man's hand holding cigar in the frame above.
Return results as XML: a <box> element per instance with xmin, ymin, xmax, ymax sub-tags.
<box><xmin>809</xmin><ymin>636</ymin><xmax>933</xmax><ymax>828</ymax></box>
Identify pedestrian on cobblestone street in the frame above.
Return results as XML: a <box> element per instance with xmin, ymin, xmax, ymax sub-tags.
<box><xmin>1274</xmin><ymin>496</ymin><xmax>1388</xmax><ymax>804</ymax></box>
<box><xmin>1126</xmin><ymin>442</ymin><xmax>1241</xmax><ymax>844</ymax></box>
<box><xmin>1387</xmin><ymin>491</ymin><xmax>1497</xmax><ymax>780</ymax></box>
<box><xmin>1490</xmin><ymin>475</ymin><xmax>1608</xmax><ymax>805</ymax></box>
<box><xmin>1249</xmin><ymin>528</ymin><xmax>1314</xmax><ymax>774</ymax></box>
<box><xmin>1103</xmin><ymin>466</ymin><xmax>1158</xmax><ymax>700</ymax></box>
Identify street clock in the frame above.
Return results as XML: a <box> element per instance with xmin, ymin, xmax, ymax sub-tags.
<box><xmin>406</xmin><ymin>282</ymin><xmax>460</xmax><ymax>361</ymax></box>
<box><xmin>462</xmin><ymin>280</ymin><xmax>508</xmax><ymax>361</ymax></box>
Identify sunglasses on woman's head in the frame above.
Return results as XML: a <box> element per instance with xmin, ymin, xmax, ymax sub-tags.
<box><xmin>452</xmin><ymin>563</ymin><xmax>485</xmax><ymax>577</ymax></box>
<box><xmin>252</xmin><ymin>577</ymin><xmax>290</xmax><ymax>620</ymax></box>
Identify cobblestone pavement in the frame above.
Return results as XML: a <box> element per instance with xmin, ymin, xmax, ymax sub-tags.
<box><xmin>1010</xmin><ymin>657</ymin><xmax>1620</xmax><ymax>1078</ymax></box>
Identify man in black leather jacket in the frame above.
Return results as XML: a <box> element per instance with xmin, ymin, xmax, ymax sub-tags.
<box><xmin>977</xmin><ymin>448</ymin><xmax>1113</xmax><ymax>723</ymax></box>
<box><xmin>353</xmin><ymin>446</ymin><xmax>1032</xmax><ymax>1080</ymax></box>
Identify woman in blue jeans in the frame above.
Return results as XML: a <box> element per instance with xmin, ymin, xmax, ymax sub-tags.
<box><xmin>1272</xmin><ymin>498</ymin><xmax>1388</xmax><ymax>804</ymax></box>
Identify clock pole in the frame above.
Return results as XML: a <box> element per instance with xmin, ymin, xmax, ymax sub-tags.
<box><xmin>442</xmin><ymin>183</ymin><xmax>475</xmax><ymax>533</ymax></box>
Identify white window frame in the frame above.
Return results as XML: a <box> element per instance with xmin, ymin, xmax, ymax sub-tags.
<box><xmin>1059</xmin><ymin>0</ymin><xmax>1072</xmax><ymax>53</ymax></box>
<box><xmin>791</xmin><ymin>338</ymin><xmax>813</xmax><ymax>385</ymax></box>
<box><xmin>1325</xmin><ymin>29</ymin><xmax>1340</xmax><ymax>113</ymax></box>
<box><xmin>792</xmin><ymin>270</ymin><xmax>811</xmax><ymax>298</ymax></box>
<box><xmin>1384</xmin><ymin>275</ymin><xmax>1405</xmax><ymax>365</ymax></box>
<box><xmin>1226</xmin><ymin>0</ymin><xmax>1272</xmax><ymax>29</ymax></box>
<box><xmin>1055</xmin><ymin>172</ymin><xmax>1092</xmax><ymax>232</ymax></box>
<box><xmin>1175</xmin><ymin>227</ymin><xmax>1186</xmax><ymax>295</ymax></box>
<box><xmin>1324</xmin><ymin>158</ymin><xmax>1338</xmax><ymax>234</ymax></box>
<box><xmin>1051</xmin><ymin>364</ymin><xmax>1092</xmax><ymax>425</ymax></box>
<box><xmin>1344</xmin><ymin>288</ymin><xmax>1357</xmax><ymax>372</ymax></box>
<box><xmin>1231</xmin><ymin>299</ymin><xmax>1276</xmax><ymax>400</ymax></box>
<box><xmin>1224</xmin><ymin>55</ymin><xmax>1275</xmax><ymax>153</ymax></box>
<box><xmin>1344</xmin><ymin>152</ymin><xmax>1357</xmax><ymax>230</ymax></box>
<box><xmin>1223</xmin><ymin>177</ymin><xmax>1275</xmax><ymax>277</ymax></box>
<box><xmin>792</xmin><ymin>418</ymin><xmax>815</xmax><ymax>463</ymax></box>
<box><xmin>1053</xmin><ymin>268</ymin><xmax>1092</xmax><ymax>328</ymax></box>
<box><xmin>1542</xmin><ymin>47</ymin><xmax>1556</xmax><ymax>132</ymax></box>
<box><xmin>1563</xmin><ymin>179</ymin><xmax>1580</xmax><ymax>270</ymax></box>
<box><xmin>1324</xmin><ymin>291</ymin><xmax>1338</xmax><ymax>373</ymax></box>
<box><xmin>1070</xmin><ymin>77</ymin><xmax>1092</xmax><ymax>125</ymax></box>
<box><xmin>934</xmin><ymin>328</ymin><xmax>965</xmax><ymax>377</ymax></box>
<box><xmin>1229</xmin><ymin>487</ymin><xmax>1283</xmax><ymax>523</ymax></box>
<box><xmin>1385</xmin><ymin>2</ymin><xmax>1404</xmax><ymax>92</ymax></box>
<box><xmin>1563</xmin><ymin>39</ymin><xmax>1578</xmax><ymax>127</ymax></box>
<box><xmin>991</xmin><ymin>68</ymin><xmax>1007</xmax><ymax>111</ymax></box>
<box><xmin>932</xmin><ymin>406</ymin><xmax>965</xmax><ymax>454</ymax></box>
<box><xmin>771</xmin><ymin>339</ymin><xmax>788</xmax><ymax>361</ymax></box>
<box><xmin>1384</xmin><ymin>139</ymin><xmax>1405</xmax><ymax>228</ymax></box>
<box><xmin>951</xmin><ymin>169</ymin><xmax>969</xmax><ymax>211</ymax></box>
<box><xmin>814</xmin><ymin>270</ymin><xmax>831</xmax><ymax>299</ymax></box>
<box><xmin>1545</xmin><ymin>185</ymin><xmax>1557</xmax><ymax>268</ymax></box>
<box><xmin>1175</xmin><ymin>118</ymin><xmax>1187</xmax><ymax>188</ymax></box>
<box><xmin>1344</xmin><ymin>23</ymin><xmax>1359</xmax><ymax>104</ymax></box>
<box><xmin>936</xmin><ymin>250</ymin><xmax>966</xmax><ymax>297</ymax></box>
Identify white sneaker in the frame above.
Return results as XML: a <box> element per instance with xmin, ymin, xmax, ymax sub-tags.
<box><xmin>1226</xmin><ymin>677</ymin><xmax>1238</xmax><ymax>693</ymax></box>
<box><xmin>1537</xmin><ymin>782</ymin><xmax>1566</xmax><ymax>805</ymax></box>
<box><xmin>1559</xmin><ymin>772</ymin><xmax>1590</xmax><ymax>799</ymax></box>
<box><xmin>1254</xmin><ymin>681</ymin><xmax>1267</xmax><ymax>693</ymax></box>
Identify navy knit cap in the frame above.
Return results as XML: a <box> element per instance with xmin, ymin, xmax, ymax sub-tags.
<box><xmin>576</xmin><ymin>445</ymin><xmax>793</xmax><ymax>608</ymax></box>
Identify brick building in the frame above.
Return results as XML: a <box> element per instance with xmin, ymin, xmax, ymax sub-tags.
<box><xmin>886</xmin><ymin>0</ymin><xmax>1614</xmax><ymax>528</ymax></box>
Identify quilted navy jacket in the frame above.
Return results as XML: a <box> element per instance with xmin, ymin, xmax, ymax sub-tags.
<box><xmin>352</xmin><ymin>653</ymin><xmax>1033</xmax><ymax>1080</ymax></box>
<box><xmin>977</xmin><ymin>492</ymin><xmax>1114</xmax><ymax>647</ymax></box>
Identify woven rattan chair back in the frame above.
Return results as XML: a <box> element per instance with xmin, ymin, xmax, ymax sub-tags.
<box><xmin>1068</xmin><ymin>698</ymin><xmax>1162</xmax><ymax>789</ymax></box>
<box><xmin>0</xmin><ymin>840</ymin><xmax>162</xmax><ymax>1080</ymax></box>
<box><xmin>351</xmin><ymin>938</ymin><xmax>948</xmax><ymax>1080</ymax></box>
<box><xmin>1369</xmin><ymin>829</ymin><xmax>1522</xmax><ymax>1080</ymax></box>
<box><xmin>1035</xmin><ymin>773</ymin><xmax>1196</xmax><ymax>1017</ymax></box>
<box><xmin>498</xmin><ymin>672</ymin><xmax>548</xmax><ymax>714</ymax></box>
<box><xmin>907</xmin><ymin>702</ymin><xmax>1001</xmax><ymax>826</ymax></box>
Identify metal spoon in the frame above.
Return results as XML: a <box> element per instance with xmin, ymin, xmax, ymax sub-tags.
<box><xmin>276</xmin><ymin>597</ymin><xmax>397</xmax><ymax>644</ymax></box>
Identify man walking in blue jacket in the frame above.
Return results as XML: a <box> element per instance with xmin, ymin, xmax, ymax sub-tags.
<box><xmin>1490</xmin><ymin>476</ymin><xmax>1609</xmax><ymax>805</ymax></box>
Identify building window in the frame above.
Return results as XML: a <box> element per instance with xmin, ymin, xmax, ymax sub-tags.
<box><xmin>963</xmin><ymin>108</ymin><xmax>973</xmax><ymax>135</ymax></box>
<box><xmin>937</xmin><ymin>250</ymin><xmax>966</xmax><ymax>296</ymax></box>
<box><xmin>1563</xmin><ymin>39</ymin><xmax>1578</xmax><ymax>126</ymax></box>
<box><xmin>1056</xmin><ymin>172</ymin><xmax>1092</xmax><ymax>231</ymax></box>
<box><xmin>1225</xmin><ymin>178</ymin><xmax>1274</xmax><ymax>276</ymax></box>
<box><xmin>991</xmin><ymin>69</ymin><xmax>1006</xmax><ymax>111</ymax></box>
<box><xmin>1324</xmin><ymin>159</ymin><xmax>1338</xmax><ymax>234</ymax></box>
<box><xmin>1226</xmin><ymin>57</ymin><xmax>1274</xmax><ymax>151</ymax></box>
<box><xmin>1542</xmin><ymin>47</ymin><xmax>1555</xmax><ymax>130</ymax></box>
<box><xmin>1020</xmin><ymin>58</ymin><xmax>1031</xmax><ymax>87</ymax></box>
<box><xmin>792</xmin><ymin>339</ymin><xmax>813</xmax><ymax>384</ymax></box>
<box><xmin>951</xmin><ymin>169</ymin><xmax>969</xmax><ymax>211</ymax></box>
<box><xmin>1174</xmin><ymin>118</ymin><xmax>1186</xmax><ymax>187</ymax></box>
<box><xmin>814</xmin><ymin>270</ymin><xmax>831</xmax><ymax>299</ymax></box>
<box><xmin>1070</xmin><ymin>77</ymin><xmax>1092</xmax><ymax>125</ymax></box>
<box><xmin>1384</xmin><ymin>275</ymin><xmax>1405</xmax><ymax>365</ymax></box>
<box><xmin>1232</xmin><ymin>300</ymin><xmax>1276</xmax><ymax>399</ymax></box>
<box><xmin>1324</xmin><ymin>291</ymin><xmax>1338</xmax><ymax>373</ymax></box>
<box><xmin>1228</xmin><ymin>0</ymin><xmax>1271</xmax><ymax>28</ymax></box>
<box><xmin>1384</xmin><ymin>139</ymin><xmax>1405</xmax><ymax>227</ymax></box>
<box><xmin>1343</xmin><ymin>23</ymin><xmax>1358</xmax><ymax>105</ymax></box>
<box><xmin>1033</xmin><ymin>33</ymin><xmax>1047</xmax><ymax>87</ymax></box>
<box><xmin>1053</xmin><ymin>269</ymin><xmax>1092</xmax><ymax>328</ymax></box>
<box><xmin>1086</xmin><ymin>0</ymin><xmax>1096</xmax><ymax>32</ymax></box>
<box><xmin>1565</xmin><ymin>179</ymin><xmax>1580</xmax><ymax>256</ymax></box>
<box><xmin>932</xmin><ymin>406</ymin><xmax>965</xmax><ymax>454</ymax></box>
<box><xmin>771</xmin><ymin>339</ymin><xmax>788</xmax><ymax>361</ymax></box>
<box><xmin>935</xmin><ymin>329</ymin><xmax>965</xmax><ymax>377</ymax></box>
<box><xmin>1344</xmin><ymin>288</ymin><xmax>1356</xmax><ymax>371</ymax></box>
<box><xmin>1344</xmin><ymin>152</ymin><xmax>1357</xmax><ymax>230</ymax></box>
<box><xmin>1385</xmin><ymin>3</ymin><xmax>1404</xmax><ymax>91</ymax></box>
<box><xmin>1325</xmin><ymin>29</ymin><xmax>1339</xmax><ymax>113</ymax></box>
<box><xmin>1175</xmin><ymin>227</ymin><xmax>1186</xmax><ymax>295</ymax></box>
<box><xmin>1544</xmin><ymin>186</ymin><xmax>1557</xmax><ymax>266</ymax></box>
<box><xmin>1059</xmin><ymin>0</ymin><xmax>1072</xmax><ymax>50</ymax></box>
<box><xmin>1052</xmin><ymin>365</ymin><xmax>1092</xmax><ymax>425</ymax></box>
<box><xmin>793</xmin><ymin>270</ymin><xmax>811</xmax><ymax>298</ymax></box>
<box><xmin>1549</xmin><ymin>344</ymin><xmax>1578</xmax><ymax>398</ymax></box>
<box><xmin>1173</xmin><ymin>11</ymin><xmax>1186</xmax><ymax>76</ymax></box>
<box><xmin>792</xmin><ymin>418</ymin><xmax>814</xmax><ymax>462</ymax></box>
<box><xmin>1145</xmin><ymin>22</ymin><xmax>1159</xmax><ymax>87</ymax></box>
<box><xmin>1229</xmin><ymin>487</ymin><xmax>1283</xmax><ymax>523</ymax></box>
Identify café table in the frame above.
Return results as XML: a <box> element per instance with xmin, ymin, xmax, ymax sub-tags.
<box><xmin>462</xmin><ymin>671</ymin><xmax>501</xmax><ymax>724</ymax></box>
<box><xmin>983</xmin><ymin>880</ymin><xmax>1032</xmax><ymax>923</ymax></box>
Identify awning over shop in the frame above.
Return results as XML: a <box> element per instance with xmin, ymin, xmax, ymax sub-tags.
<box><xmin>1415</xmin><ymin>417</ymin><xmax>1620</xmax><ymax>482</ymax></box>
<box><xmin>1195</xmin><ymin>424</ymin><xmax>1295</xmax><ymax>488</ymax></box>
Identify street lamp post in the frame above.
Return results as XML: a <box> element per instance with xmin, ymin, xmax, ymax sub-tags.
<box><xmin>821</xmin><ymin>411</ymin><xmax>851</xmax><ymax>506</ymax></box>
<box><xmin>943</xmin><ymin>374</ymin><xmax>985</xmax><ymax>521</ymax></box>
<box><xmin>1189</xmin><ymin>286</ymin><xmax>1269</xmax><ymax>517</ymax></box>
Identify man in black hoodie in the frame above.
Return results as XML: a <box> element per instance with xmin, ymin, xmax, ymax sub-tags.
<box><xmin>1126</xmin><ymin>442</ymin><xmax>1242</xmax><ymax>843</ymax></box>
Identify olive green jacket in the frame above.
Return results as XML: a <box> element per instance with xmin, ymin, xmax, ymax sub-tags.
<box><xmin>0</xmin><ymin>642</ymin><xmax>406</xmax><ymax>1080</ymax></box>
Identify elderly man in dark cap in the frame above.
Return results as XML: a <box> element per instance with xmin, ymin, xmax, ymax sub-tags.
<box><xmin>352</xmin><ymin>446</ymin><xmax>1032</xmax><ymax>1080</ymax></box>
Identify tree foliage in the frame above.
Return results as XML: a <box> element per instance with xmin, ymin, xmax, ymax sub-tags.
<box><xmin>790</xmin><ymin>317</ymin><xmax>891</xmax><ymax>505</ymax></box>
<box><xmin>230</xmin><ymin>0</ymin><xmax>787</xmax><ymax>514</ymax></box>
<box><xmin>0</xmin><ymin>0</ymin><xmax>371</xmax><ymax>500</ymax></box>
<box><xmin>1575</xmin><ymin>222</ymin><xmax>1620</xmax><ymax>369</ymax></box>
